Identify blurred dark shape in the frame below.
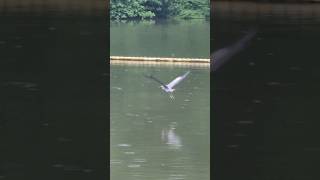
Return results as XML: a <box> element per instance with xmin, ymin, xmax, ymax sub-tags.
<box><xmin>211</xmin><ymin>29</ymin><xmax>257</xmax><ymax>72</ymax></box>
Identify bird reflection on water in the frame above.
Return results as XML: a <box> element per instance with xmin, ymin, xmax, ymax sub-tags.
<box><xmin>161</xmin><ymin>123</ymin><xmax>182</xmax><ymax>150</ymax></box>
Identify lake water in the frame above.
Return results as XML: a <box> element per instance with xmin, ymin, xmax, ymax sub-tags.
<box><xmin>110</xmin><ymin>18</ymin><xmax>210</xmax><ymax>180</ymax></box>
<box><xmin>110</xmin><ymin>65</ymin><xmax>210</xmax><ymax>180</ymax></box>
<box><xmin>0</xmin><ymin>9</ymin><xmax>108</xmax><ymax>179</ymax></box>
<box><xmin>213</xmin><ymin>2</ymin><xmax>320</xmax><ymax>179</ymax></box>
<box><xmin>4</xmin><ymin>1</ymin><xmax>320</xmax><ymax>179</ymax></box>
<box><xmin>110</xmin><ymin>19</ymin><xmax>210</xmax><ymax>58</ymax></box>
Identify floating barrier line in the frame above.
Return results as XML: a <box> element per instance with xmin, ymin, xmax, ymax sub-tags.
<box><xmin>110</xmin><ymin>56</ymin><xmax>210</xmax><ymax>66</ymax></box>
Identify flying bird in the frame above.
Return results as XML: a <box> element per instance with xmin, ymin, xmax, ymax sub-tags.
<box><xmin>145</xmin><ymin>71</ymin><xmax>190</xmax><ymax>99</ymax></box>
<box><xmin>211</xmin><ymin>29</ymin><xmax>257</xmax><ymax>72</ymax></box>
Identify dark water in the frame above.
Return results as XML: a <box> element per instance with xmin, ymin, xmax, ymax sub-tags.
<box><xmin>110</xmin><ymin>65</ymin><xmax>210</xmax><ymax>180</ymax></box>
<box><xmin>213</xmin><ymin>3</ymin><xmax>320</xmax><ymax>180</ymax></box>
<box><xmin>0</xmin><ymin>11</ymin><xmax>108</xmax><ymax>179</ymax></box>
<box><xmin>110</xmin><ymin>19</ymin><xmax>210</xmax><ymax>58</ymax></box>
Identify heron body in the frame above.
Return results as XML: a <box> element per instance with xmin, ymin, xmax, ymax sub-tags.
<box><xmin>160</xmin><ymin>85</ymin><xmax>175</xmax><ymax>93</ymax></box>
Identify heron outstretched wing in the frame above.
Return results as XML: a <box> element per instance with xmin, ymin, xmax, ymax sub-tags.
<box><xmin>145</xmin><ymin>75</ymin><xmax>168</xmax><ymax>88</ymax></box>
<box><xmin>166</xmin><ymin>71</ymin><xmax>190</xmax><ymax>89</ymax></box>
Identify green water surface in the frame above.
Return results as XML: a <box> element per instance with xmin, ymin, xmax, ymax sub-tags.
<box><xmin>110</xmin><ymin>65</ymin><xmax>210</xmax><ymax>180</ymax></box>
<box><xmin>110</xmin><ymin>19</ymin><xmax>210</xmax><ymax>58</ymax></box>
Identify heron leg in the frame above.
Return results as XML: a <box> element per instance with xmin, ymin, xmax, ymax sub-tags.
<box><xmin>169</xmin><ymin>93</ymin><xmax>175</xmax><ymax>100</ymax></box>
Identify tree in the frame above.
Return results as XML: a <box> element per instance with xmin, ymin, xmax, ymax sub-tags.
<box><xmin>110</xmin><ymin>0</ymin><xmax>210</xmax><ymax>20</ymax></box>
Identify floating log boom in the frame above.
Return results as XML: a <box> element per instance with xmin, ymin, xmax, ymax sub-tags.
<box><xmin>110</xmin><ymin>56</ymin><xmax>210</xmax><ymax>67</ymax></box>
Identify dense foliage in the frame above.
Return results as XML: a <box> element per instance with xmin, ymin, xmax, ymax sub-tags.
<box><xmin>110</xmin><ymin>0</ymin><xmax>210</xmax><ymax>20</ymax></box>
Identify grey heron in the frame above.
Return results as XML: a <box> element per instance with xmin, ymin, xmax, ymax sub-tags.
<box><xmin>145</xmin><ymin>71</ymin><xmax>190</xmax><ymax>99</ymax></box>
